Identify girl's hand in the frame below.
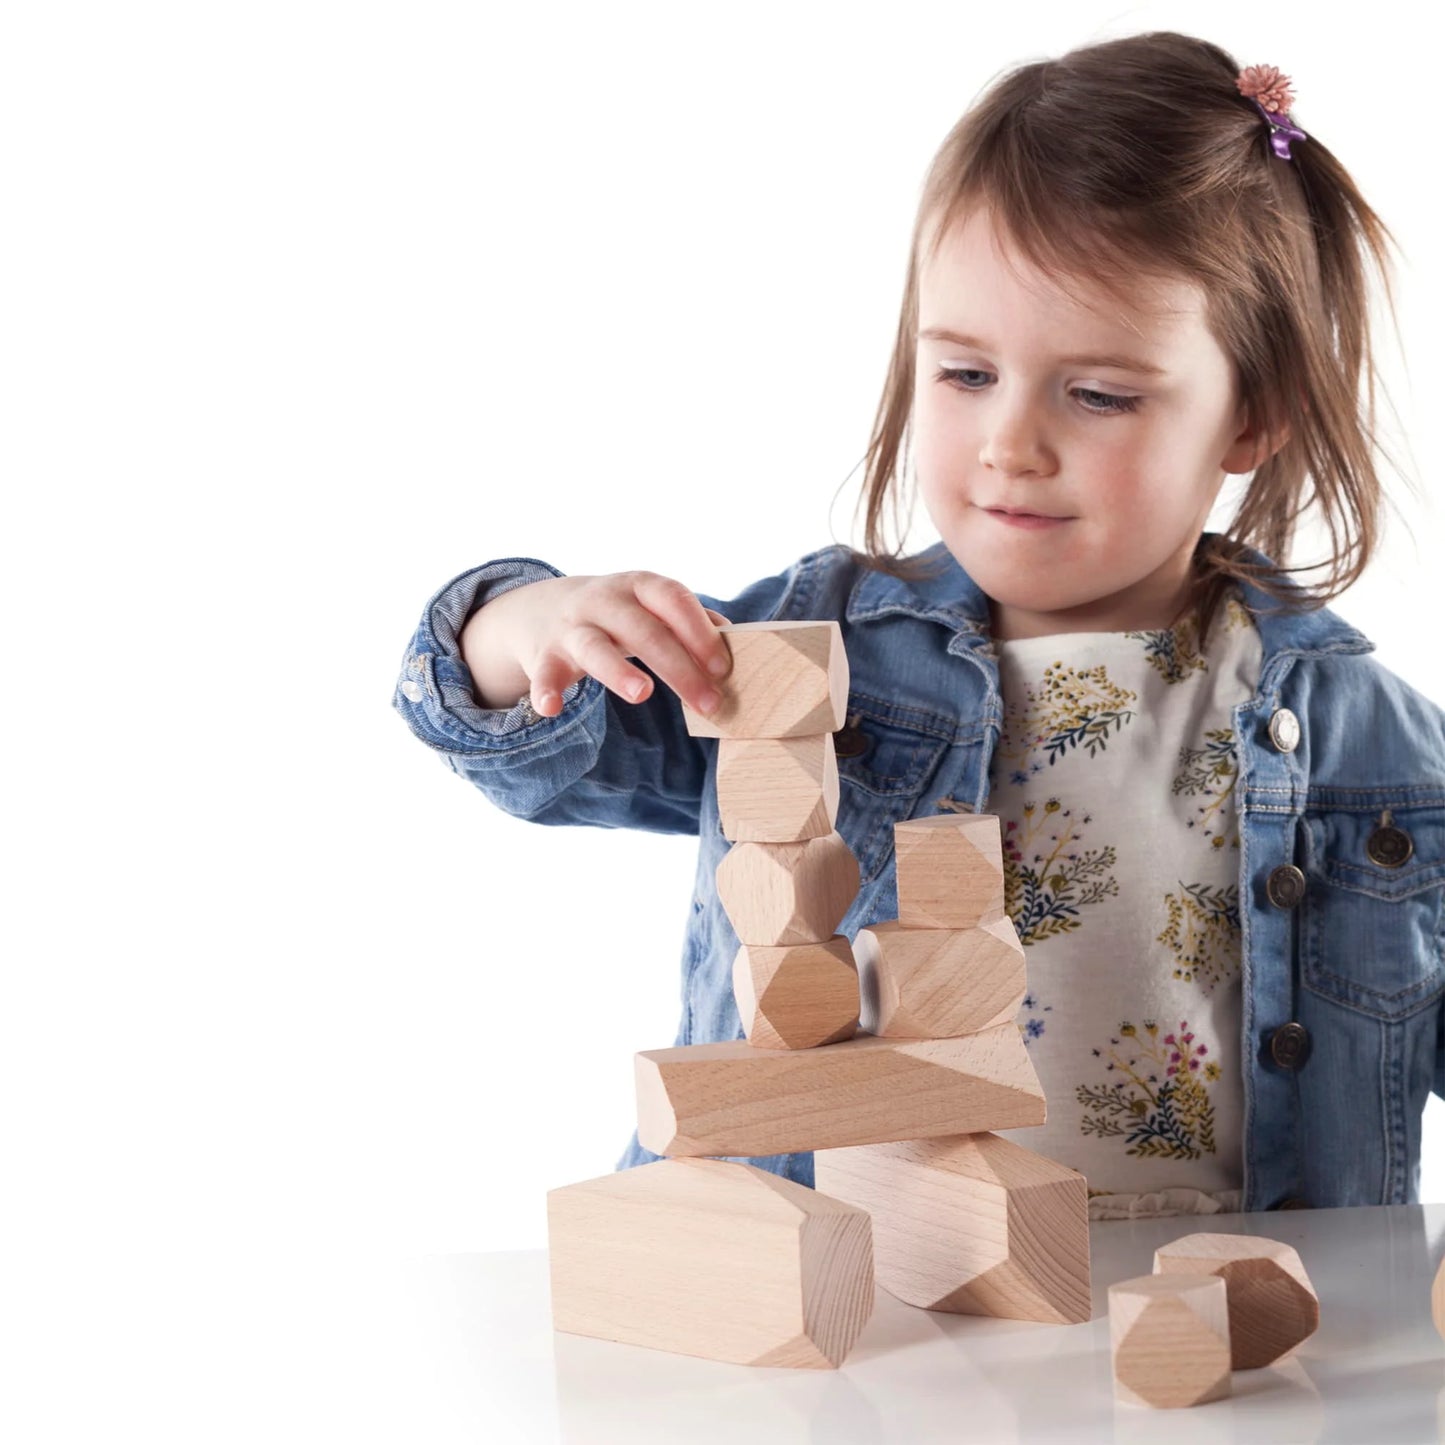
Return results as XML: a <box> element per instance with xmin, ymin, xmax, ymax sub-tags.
<box><xmin>460</xmin><ymin>571</ymin><xmax>733</xmax><ymax>717</ymax></box>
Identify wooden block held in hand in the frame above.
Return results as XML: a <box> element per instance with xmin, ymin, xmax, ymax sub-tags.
<box><xmin>894</xmin><ymin>814</ymin><xmax>1006</xmax><ymax>929</ymax></box>
<box><xmin>716</xmin><ymin>832</ymin><xmax>861</xmax><ymax>945</ymax></box>
<box><xmin>814</xmin><ymin>1134</ymin><xmax>1090</xmax><ymax>1324</ymax></box>
<box><xmin>547</xmin><ymin>1157</ymin><xmax>874</xmax><ymax>1369</ymax></box>
<box><xmin>733</xmin><ymin>937</ymin><xmax>859</xmax><ymax>1049</ymax></box>
<box><xmin>636</xmin><ymin>1024</ymin><xmax>1045</xmax><ymax>1157</ymax></box>
<box><xmin>1109</xmin><ymin>1274</ymin><xmax>1232</xmax><ymax>1409</ymax></box>
<box><xmin>1153</xmin><ymin>1233</ymin><xmax>1319</xmax><ymax>1370</ymax></box>
<box><xmin>717</xmin><ymin>734</ymin><xmax>839</xmax><ymax>842</ymax></box>
<box><xmin>856</xmin><ymin>916</ymin><xmax>1025</xmax><ymax>1038</ymax></box>
<box><xmin>681</xmin><ymin>621</ymin><xmax>849</xmax><ymax>740</ymax></box>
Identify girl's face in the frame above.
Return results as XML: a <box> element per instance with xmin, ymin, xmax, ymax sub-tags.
<box><xmin>913</xmin><ymin>209</ymin><xmax>1278</xmax><ymax>641</ymax></box>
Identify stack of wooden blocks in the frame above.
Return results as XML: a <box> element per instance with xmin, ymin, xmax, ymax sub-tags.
<box><xmin>546</xmin><ymin>620</ymin><xmax>1091</xmax><ymax>1369</ymax></box>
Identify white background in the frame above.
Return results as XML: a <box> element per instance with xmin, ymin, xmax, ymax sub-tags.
<box><xmin>5</xmin><ymin>2</ymin><xmax>1442</xmax><ymax>1433</ymax></box>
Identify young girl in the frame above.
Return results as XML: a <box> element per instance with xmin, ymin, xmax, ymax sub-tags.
<box><xmin>394</xmin><ymin>31</ymin><xmax>1445</xmax><ymax>1217</ymax></box>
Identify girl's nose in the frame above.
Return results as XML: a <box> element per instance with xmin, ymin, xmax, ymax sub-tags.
<box><xmin>979</xmin><ymin>404</ymin><xmax>1055</xmax><ymax>476</ymax></box>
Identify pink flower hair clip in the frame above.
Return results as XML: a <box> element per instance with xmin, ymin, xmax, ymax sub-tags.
<box><xmin>1236</xmin><ymin>63</ymin><xmax>1308</xmax><ymax>161</ymax></box>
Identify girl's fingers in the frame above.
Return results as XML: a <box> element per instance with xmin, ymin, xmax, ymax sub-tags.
<box><xmin>558</xmin><ymin>622</ymin><xmax>658</xmax><ymax>707</ymax></box>
<box><xmin>629</xmin><ymin>574</ymin><xmax>734</xmax><ymax>687</ymax></box>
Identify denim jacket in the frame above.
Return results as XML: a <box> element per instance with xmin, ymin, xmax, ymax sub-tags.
<box><xmin>393</xmin><ymin>536</ymin><xmax>1445</xmax><ymax>1212</ymax></box>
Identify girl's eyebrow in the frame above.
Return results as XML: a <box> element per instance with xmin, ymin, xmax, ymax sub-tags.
<box><xmin>917</xmin><ymin>326</ymin><xmax>1169</xmax><ymax>377</ymax></box>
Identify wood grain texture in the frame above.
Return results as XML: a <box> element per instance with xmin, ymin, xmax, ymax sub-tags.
<box><xmin>635</xmin><ymin>1024</ymin><xmax>1045</xmax><ymax>1157</ymax></box>
<box><xmin>547</xmin><ymin>1157</ymin><xmax>874</xmax><ymax>1368</ymax></box>
<box><xmin>715</xmin><ymin>831</ymin><xmax>860</xmax><ymax>946</ymax></box>
<box><xmin>813</xmin><ymin>1133</ymin><xmax>1090</xmax><ymax>1324</ymax></box>
<box><xmin>681</xmin><ymin>621</ymin><xmax>849</xmax><ymax>740</ymax></box>
<box><xmin>733</xmin><ymin>937</ymin><xmax>859</xmax><ymax>1050</ymax></box>
<box><xmin>1153</xmin><ymin>1232</ymin><xmax>1319</xmax><ymax>1370</ymax></box>
<box><xmin>716</xmin><ymin>734</ymin><xmax>839</xmax><ymax>842</ymax></box>
<box><xmin>1109</xmin><ymin>1274</ymin><xmax>1232</xmax><ymax>1409</ymax></box>
<box><xmin>894</xmin><ymin>814</ymin><xmax>1006</xmax><ymax>929</ymax></box>
<box><xmin>856</xmin><ymin>915</ymin><xmax>1025</xmax><ymax>1038</ymax></box>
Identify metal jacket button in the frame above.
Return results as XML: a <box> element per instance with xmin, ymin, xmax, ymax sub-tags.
<box><xmin>1269</xmin><ymin>1021</ymin><xmax>1312</xmax><ymax>1070</ymax></box>
<box><xmin>1265</xmin><ymin>864</ymin><xmax>1306</xmax><ymax>909</ymax></box>
<box><xmin>1366</xmin><ymin>814</ymin><xmax>1414</xmax><ymax>868</ymax></box>
<box><xmin>833</xmin><ymin>722</ymin><xmax>870</xmax><ymax>759</ymax></box>
<box><xmin>1267</xmin><ymin>707</ymin><xmax>1301</xmax><ymax>753</ymax></box>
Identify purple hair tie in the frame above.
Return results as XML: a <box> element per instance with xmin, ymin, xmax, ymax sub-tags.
<box><xmin>1236</xmin><ymin>63</ymin><xmax>1308</xmax><ymax>162</ymax></box>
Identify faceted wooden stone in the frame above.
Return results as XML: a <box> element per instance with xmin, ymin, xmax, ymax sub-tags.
<box><xmin>733</xmin><ymin>936</ymin><xmax>859</xmax><ymax>1049</ymax></box>
<box><xmin>1110</xmin><ymin>1274</ymin><xmax>1232</xmax><ymax>1409</ymax></box>
<box><xmin>716</xmin><ymin>734</ymin><xmax>839</xmax><ymax>842</ymax></box>
<box><xmin>894</xmin><ymin>814</ymin><xmax>1006</xmax><ymax>929</ymax></box>
<box><xmin>715</xmin><ymin>831</ymin><xmax>860</xmax><ymax>946</ymax></box>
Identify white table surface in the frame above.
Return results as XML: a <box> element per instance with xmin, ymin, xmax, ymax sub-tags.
<box><xmin>393</xmin><ymin>1205</ymin><xmax>1445</xmax><ymax>1445</ymax></box>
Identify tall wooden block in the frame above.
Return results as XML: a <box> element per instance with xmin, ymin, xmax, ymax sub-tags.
<box><xmin>1109</xmin><ymin>1274</ymin><xmax>1232</xmax><ymax>1409</ymax></box>
<box><xmin>715</xmin><ymin>832</ymin><xmax>860</xmax><ymax>945</ymax></box>
<box><xmin>717</xmin><ymin>734</ymin><xmax>839</xmax><ymax>842</ymax></box>
<box><xmin>856</xmin><ymin>915</ymin><xmax>1025</xmax><ymax>1038</ymax></box>
<box><xmin>813</xmin><ymin>1134</ymin><xmax>1090</xmax><ymax>1324</ymax></box>
<box><xmin>681</xmin><ymin>621</ymin><xmax>849</xmax><ymax>739</ymax></box>
<box><xmin>636</xmin><ymin>1024</ymin><xmax>1045</xmax><ymax>1157</ymax></box>
<box><xmin>547</xmin><ymin>1158</ymin><xmax>874</xmax><ymax>1369</ymax></box>
<box><xmin>894</xmin><ymin>814</ymin><xmax>1006</xmax><ymax>929</ymax></box>
<box><xmin>733</xmin><ymin>937</ymin><xmax>859</xmax><ymax>1049</ymax></box>
<box><xmin>1153</xmin><ymin>1233</ymin><xmax>1319</xmax><ymax>1369</ymax></box>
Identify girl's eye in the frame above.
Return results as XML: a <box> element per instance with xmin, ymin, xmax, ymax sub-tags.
<box><xmin>933</xmin><ymin>366</ymin><xmax>1140</xmax><ymax>415</ymax></box>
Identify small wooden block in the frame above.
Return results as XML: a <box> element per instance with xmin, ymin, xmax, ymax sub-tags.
<box><xmin>681</xmin><ymin>621</ymin><xmax>849</xmax><ymax>740</ymax></box>
<box><xmin>1153</xmin><ymin>1232</ymin><xmax>1319</xmax><ymax>1369</ymax></box>
<box><xmin>1109</xmin><ymin>1274</ymin><xmax>1232</xmax><ymax>1409</ymax></box>
<box><xmin>894</xmin><ymin>814</ymin><xmax>1006</xmax><ymax>929</ymax></box>
<box><xmin>1433</xmin><ymin>1256</ymin><xmax>1445</xmax><ymax>1342</ymax></box>
<box><xmin>636</xmin><ymin>1023</ymin><xmax>1045</xmax><ymax>1157</ymax></box>
<box><xmin>856</xmin><ymin>915</ymin><xmax>1025</xmax><ymax>1038</ymax></box>
<box><xmin>717</xmin><ymin>734</ymin><xmax>840</xmax><ymax>842</ymax></box>
<box><xmin>814</xmin><ymin>1133</ymin><xmax>1090</xmax><ymax>1324</ymax></box>
<box><xmin>547</xmin><ymin>1157</ymin><xmax>874</xmax><ymax>1368</ymax></box>
<box><xmin>733</xmin><ymin>937</ymin><xmax>859</xmax><ymax>1049</ymax></box>
<box><xmin>715</xmin><ymin>832</ymin><xmax>861</xmax><ymax>946</ymax></box>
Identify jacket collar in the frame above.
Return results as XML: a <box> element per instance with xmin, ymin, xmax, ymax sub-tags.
<box><xmin>845</xmin><ymin>533</ymin><xmax>1375</xmax><ymax>662</ymax></box>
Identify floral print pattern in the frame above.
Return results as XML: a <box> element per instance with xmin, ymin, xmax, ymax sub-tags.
<box><xmin>1157</xmin><ymin>882</ymin><xmax>1241</xmax><ymax>992</ymax></box>
<box><xmin>1002</xmin><ymin>800</ymin><xmax>1118</xmax><ymax>945</ymax></box>
<box><xmin>1173</xmin><ymin>727</ymin><xmax>1241</xmax><ymax>850</ymax></box>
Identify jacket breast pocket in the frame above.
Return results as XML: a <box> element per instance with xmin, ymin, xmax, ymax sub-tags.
<box><xmin>1300</xmin><ymin>805</ymin><xmax>1445</xmax><ymax>1020</ymax></box>
<box><xmin>833</xmin><ymin>697</ymin><xmax>948</xmax><ymax>885</ymax></box>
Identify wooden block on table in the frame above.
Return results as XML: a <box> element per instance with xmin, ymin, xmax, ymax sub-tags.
<box><xmin>733</xmin><ymin>937</ymin><xmax>859</xmax><ymax>1049</ymax></box>
<box><xmin>1153</xmin><ymin>1232</ymin><xmax>1319</xmax><ymax>1370</ymax></box>
<box><xmin>894</xmin><ymin>814</ymin><xmax>1006</xmax><ymax>929</ymax></box>
<box><xmin>1109</xmin><ymin>1274</ymin><xmax>1232</xmax><ymax>1409</ymax></box>
<box><xmin>715</xmin><ymin>832</ymin><xmax>860</xmax><ymax>945</ymax></box>
<box><xmin>547</xmin><ymin>1157</ymin><xmax>874</xmax><ymax>1369</ymax></box>
<box><xmin>717</xmin><ymin>734</ymin><xmax>839</xmax><ymax>841</ymax></box>
<box><xmin>814</xmin><ymin>1133</ymin><xmax>1090</xmax><ymax>1324</ymax></box>
<box><xmin>681</xmin><ymin>621</ymin><xmax>849</xmax><ymax>740</ymax></box>
<box><xmin>636</xmin><ymin>1023</ymin><xmax>1045</xmax><ymax>1157</ymax></box>
<box><xmin>856</xmin><ymin>916</ymin><xmax>1025</xmax><ymax>1038</ymax></box>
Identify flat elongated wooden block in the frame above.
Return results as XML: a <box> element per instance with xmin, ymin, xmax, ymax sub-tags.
<box><xmin>894</xmin><ymin>814</ymin><xmax>1005</xmax><ymax>929</ymax></box>
<box><xmin>733</xmin><ymin>937</ymin><xmax>859</xmax><ymax>1049</ymax></box>
<box><xmin>636</xmin><ymin>1024</ymin><xmax>1045</xmax><ymax>1157</ymax></box>
<box><xmin>1153</xmin><ymin>1233</ymin><xmax>1319</xmax><ymax>1369</ymax></box>
<box><xmin>814</xmin><ymin>1134</ymin><xmax>1090</xmax><ymax>1324</ymax></box>
<box><xmin>717</xmin><ymin>734</ymin><xmax>839</xmax><ymax>842</ymax></box>
<box><xmin>547</xmin><ymin>1158</ymin><xmax>874</xmax><ymax>1368</ymax></box>
<box><xmin>856</xmin><ymin>916</ymin><xmax>1025</xmax><ymax>1038</ymax></box>
<box><xmin>682</xmin><ymin>622</ymin><xmax>849</xmax><ymax>739</ymax></box>
<box><xmin>716</xmin><ymin>832</ymin><xmax>860</xmax><ymax>945</ymax></box>
<box><xmin>1110</xmin><ymin>1274</ymin><xmax>1231</xmax><ymax>1408</ymax></box>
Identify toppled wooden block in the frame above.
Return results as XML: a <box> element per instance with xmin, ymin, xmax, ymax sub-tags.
<box><xmin>715</xmin><ymin>832</ymin><xmax>860</xmax><ymax>946</ymax></box>
<box><xmin>894</xmin><ymin>814</ymin><xmax>1006</xmax><ymax>929</ymax></box>
<box><xmin>717</xmin><ymin>734</ymin><xmax>839</xmax><ymax>842</ymax></box>
<box><xmin>636</xmin><ymin>1024</ymin><xmax>1045</xmax><ymax>1158</ymax></box>
<box><xmin>547</xmin><ymin>1157</ymin><xmax>874</xmax><ymax>1368</ymax></box>
<box><xmin>856</xmin><ymin>916</ymin><xmax>1025</xmax><ymax>1038</ymax></box>
<box><xmin>733</xmin><ymin>937</ymin><xmax>859</xmax><ymax>1049</ymax></box>
<box><xmin>681</xmin><ymin>621</ymin><xmax>849</xmax><ymax>739</ymax></box>
<box><xmin>1153</xmin><ymin>1233</ymin><xmax>1319</xmax><ymax>1370</ymax></box>
<box><xmin>1110</xmin><ymin>1274</ymin><xmax>1232</xmax><ymax>1409</ymax></box>
<box><xmin>814</xmin><ymin>1133</ymin><xmax>1090</xmax><ymax>1324</ymax></box>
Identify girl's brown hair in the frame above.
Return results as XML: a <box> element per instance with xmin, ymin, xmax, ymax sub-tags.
<box><xmin>848</xmin><ymin>29</ymin><xmax>1408</xmax><ymax>645</ymax></box>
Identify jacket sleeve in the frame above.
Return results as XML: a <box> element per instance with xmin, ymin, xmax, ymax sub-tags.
<box><xmin>390</xmin><ymin>553</ymin><xmax>815</xmax><ymax>835</ymax></box>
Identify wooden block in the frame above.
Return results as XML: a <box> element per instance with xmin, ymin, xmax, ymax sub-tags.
<box><xmin>894</xmin><ymin>814</ymin><xmax>1005</xmax><ymax>929</ymax></box>
<box><xmin>636</xmin><ymin>1023</ymin><xmax>1045</xmax><ymax>1157</ymax></box>
<box><xmin>1153</xmin><ymin>1233</ymin><xmax>1319</xmax><ymax>1370</ymax></box>
<box><xmin>1109</xmin><ymin>1274</ymin><xmax>1232</xmax><ymax>1409</ymax></box>
<box><xmin>814</xmin><ymin>1134</ymin><xmax>1090</xmax><ymax>1324</ymax></box>
<box><xmin>547</xmin><ymin>1157</ymin><xmax>874</xmax><ymax>1369</ymax></box>
<box><xmin>733</xmin><ymin>937</ymin><xmax>859</xmax><ymax>1049</ymax></box>
<box><xmin>715</xmin><ymin>832</ymin><xmax>860</xmax><ymax>946</ymax></box>
<box><xmin>717</xmin><ymin>734</ymin><xmax>839</xmax><ymax>842</ymax></box>
<box><xmin>1434</xmin><ymin>1256</ymin><xmax>1445</xmax><ymax>1342</ymax></box>
<box><xmin>681</xmin><ymin>621</ymin><xmax>849</xmax><ymax>739</ymax></box>
<box><xmin>856</xmin><ymin>916</ymin><xmax>1025</xmax><ymax>1038</ymax></box>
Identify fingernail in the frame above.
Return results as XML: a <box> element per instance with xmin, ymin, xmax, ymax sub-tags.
<box><xmin>697</xmin><ymin>688</ymin><xmax>721</xmax><ymax>714</ymax></box>
<box><xmin>625</xmin><ymin>679</ymin><xmax>647</xmax><ymax>701</ymax></box>
<box><xmin>708</xmin><ymin>655</ymin><xmax>730</xmax><ymax>677</ymax></box>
